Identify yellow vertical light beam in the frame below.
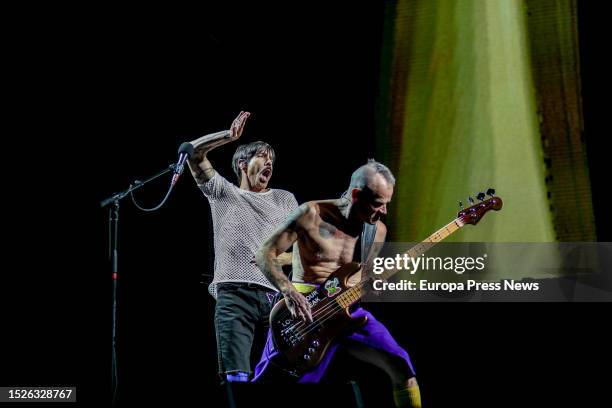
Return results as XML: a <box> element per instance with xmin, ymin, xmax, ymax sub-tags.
<box><xmin>386</xmin><ymin>0</ymin><xmax>555</xmax><ymax>243</ymax></box>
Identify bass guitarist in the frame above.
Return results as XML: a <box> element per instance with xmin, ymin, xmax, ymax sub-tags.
<box><xmin>253</xmin><ymin>160</ymin><xmax>421</xmax><ymax>408</ymax></box>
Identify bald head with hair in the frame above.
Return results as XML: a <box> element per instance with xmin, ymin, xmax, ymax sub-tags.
<box><xmin>349</xmin><ymin>159</ymin><xmax>396</xmax><ymax>192</ymax></box>
<box><xmin>347</xmin><ymin>159</ymin><xmax>395</xmax><ymax>225</ymax></box>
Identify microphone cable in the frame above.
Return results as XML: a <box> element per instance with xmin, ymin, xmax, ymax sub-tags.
<box><xmin>129</xmin><ymin>142</ymin><xmax>194</xmax><ymax>212</ymax></box>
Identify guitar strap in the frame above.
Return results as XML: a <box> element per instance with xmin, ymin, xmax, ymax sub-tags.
<box><xmin>358</xmin><ymin>222</ymin><xmax>378</xmax><ymax>265</ymax></box>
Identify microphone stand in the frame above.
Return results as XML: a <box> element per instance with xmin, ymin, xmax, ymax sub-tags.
<box><xmin>100</xmin><ymin>163</ymin><xmax>176</xmax><ymax>406</ymax></box>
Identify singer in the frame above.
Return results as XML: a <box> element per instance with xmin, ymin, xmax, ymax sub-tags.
<box><xmin>186</xmin><ymin>111</ymin><xmax>298</xmax><ymax>383</ymax></box>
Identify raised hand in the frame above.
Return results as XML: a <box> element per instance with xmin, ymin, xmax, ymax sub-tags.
<box><xmin>189</xmin><ymin>111</ymin><xmax>251</xmax><ymax>164</ymax></box>
<box><xmin>229</xmin><ymin>111</ymin><xmax>250</xmax><ymax>141</ymax></box>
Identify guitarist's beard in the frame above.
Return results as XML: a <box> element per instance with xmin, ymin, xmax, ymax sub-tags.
<box><xmin>368</xmin><ymin>211</ymin><xmax>386</xmax><ymax>224</ymax></box>
<box><xmin>338</xmin><ymin>192</ymin><xmax>382</xmax><ymax>226</ymax></box>
<box><xmin>354</xmin><ymin>202</ymin><xmax>382</xmax><ymax>225</ymax></box>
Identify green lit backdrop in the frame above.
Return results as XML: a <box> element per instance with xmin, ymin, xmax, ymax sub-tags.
<box><xmin>376</xmin><ymin>0</ymin><xmax>595</xmax><ymax>247</ymax></box>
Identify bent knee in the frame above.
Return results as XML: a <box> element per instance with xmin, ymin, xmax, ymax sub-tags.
<box><xmin>406</xmin><ymin>376</ymin><xmax>417</xmax><ymax>388</ymax></box>
<box><xmin>393</xmin><ymin>375</ymin><xmax>418</xmax><ymax>388</ymax></box>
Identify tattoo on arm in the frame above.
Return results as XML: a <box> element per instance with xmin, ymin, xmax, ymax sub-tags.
<box><xmin>276</xmin><ymin>252</ymin><xmax>293</xmax><ymax>266</ymax></box>
<box><xmin>189</xmin><ymin>155</ymin><xmax>216</xmax><ymax>184</ymax></box>
<box><xmin>256</xmin><ymin>205</ymin><xmax>309</xmax><ymax>293</ymax></box>
<box><xmin>196</xmin><ymin>166</ymin><xmax>215</xmax><ymax>184</ymax></box>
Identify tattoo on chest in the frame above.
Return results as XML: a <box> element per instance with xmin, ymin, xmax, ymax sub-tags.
<box><xmin>318</xmin><ymin>222</ymin><xmax>337</xmax><ymax>239</ymax></box>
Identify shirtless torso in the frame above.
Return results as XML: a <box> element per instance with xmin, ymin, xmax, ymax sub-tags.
<box><xmin>290</xmin><ymin>200</ymin><xmax>385</xmax><ymax>286</ymax></box>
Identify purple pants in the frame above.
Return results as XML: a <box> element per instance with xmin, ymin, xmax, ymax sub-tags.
<box><xmin>252</xmin><ymin>307</ymin><xmax>415</xmax><ymax>383</ymax></box>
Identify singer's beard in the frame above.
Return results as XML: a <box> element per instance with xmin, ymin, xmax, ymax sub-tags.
<box><xmin>255</xmin><ymin>176</ymin><xmax>269</xmax><ymax>190</ymax></box>
<box><xmin>248</xmin><ymin>170</ymin><xmax>271</xmax><ymax>191</ymax></box>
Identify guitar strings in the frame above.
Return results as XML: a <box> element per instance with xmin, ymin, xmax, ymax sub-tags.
<box><xmin>297</xmin><ymin>281</ymin><xmax>374</xmax><ymax>339</ymax></box>
<box><xmin>286</xmin><ymin>282</ymin><xmax>368</xmax><ymax>338</ymax></box>
<box><xmin>278</xmin><ymin>278</ymin><xmax>372</xmax><ymax>336</ymax></box>
<box><xmin>279</xmin><ymin>282</ymin><xmax>361</xmax><ymax>332</ymax></box>
<box><xmin>279</xmin><ymin>296</ymin><xmax>339</xmax><ymax>333</ymax></box>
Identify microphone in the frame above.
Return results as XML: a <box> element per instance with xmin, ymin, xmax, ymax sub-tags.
<box><xmin>171</xmin><ymin>142</ymin><xmax>195</xmax><ymax>186</ymax></box>
<box><xmin>171</xmin><ymin>130</ymin><xmax>232</xmax><ymax>186</ymax></box>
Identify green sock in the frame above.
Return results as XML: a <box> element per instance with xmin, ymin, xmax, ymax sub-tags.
<box><xmin>393</xmin><ymin>384</ymin><xmax>422</xmax><ymax>408</ymax></box>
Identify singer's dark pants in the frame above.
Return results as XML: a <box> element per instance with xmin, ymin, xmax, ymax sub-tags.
<box><xmin>214</xmin><ymin>282</ymin><xmax>277</xmax><ymax>378</ymax></box>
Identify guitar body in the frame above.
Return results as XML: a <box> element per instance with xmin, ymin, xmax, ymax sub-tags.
<box><xmin>269</xmin><ymin>261</ymin><xmax>367</xmax><ymax>376</ymax></box>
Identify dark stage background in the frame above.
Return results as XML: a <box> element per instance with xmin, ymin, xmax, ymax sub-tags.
<box><xmin>2</xmin><ymin>2</ymin><xmax>610</xmax><ymax>407</ymax></box>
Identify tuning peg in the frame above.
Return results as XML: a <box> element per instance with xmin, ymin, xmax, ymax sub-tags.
<box><xmin>459</xmin><ymin>201</ymin><xmax>463</xmax><ymax>209</ymax></box>
<box><xmin>486</xmin><ymin>188</ymin><xmax>496</xmax><ymax>197</ymax></box>
<box><xmin>477</xmin><ymin>192</ymin><xmax>485</xmax><ymax>201</ymax></box>
<box><xmin>468</xmin><ymin>196</ymin><xmax>474</xmax><ymax>205</ymax></box>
